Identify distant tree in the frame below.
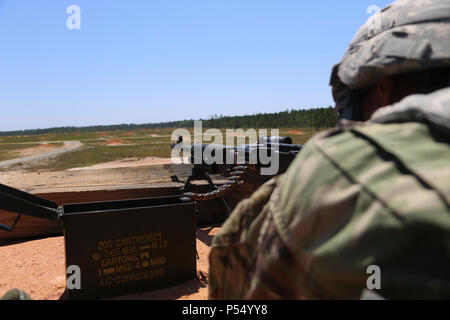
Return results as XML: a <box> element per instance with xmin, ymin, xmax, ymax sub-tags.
<box><xmin>0</xmin><ymin>107</ymin><xmax>338</xmax><ymax>136</ymax></box>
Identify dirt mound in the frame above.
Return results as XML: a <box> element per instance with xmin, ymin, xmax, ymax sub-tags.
<box><xmin>19</xmin><ymin>143</ymin><xmax>60</xmax><ymax>157</ymax></box>
<box><xmin>97</xmin><ymin>132</ymin><xmax>110</xmax><ymax>137</ymax></box>
<box><xmin>286</xmin><ymin>130</ymin><xmax>304</xmax><ymax>135</ymax></box>
<box><xmin>37</xmin><ymin>144</ymin><xmax>56</xmax><ymax>149</ymax></box>
<box><xmin>103</xmin><ymin>139</ymin><xmax>127</xmax><ymax>146</ymax></box>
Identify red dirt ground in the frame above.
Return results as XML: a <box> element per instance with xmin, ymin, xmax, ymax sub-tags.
<box><xmin>0</xmin><ymin>227</ymin><xmax>219</xmax><ymax>300</ymax></box>
<box><xmin>122</xmin><ymin>131</ymin><xmax>137</xmax><ymax>136</ymax></box>
<box><xmin>37</xmin><ymin>143</ymin><xmax>57</xmax><ymax>149</ymax></box>
<box><xmin>101</xmin><ymin>139</ymin><xmax>128</xmax><ymax>146</ymax></box>
<box><xmin>19</xmin><ymin>143</ymin><xmax>60</xmax><ymax>157</ymax></box>
<box><xmin>286</xmin><ymin>130</ymin><xmax>304</xmax><ymax>135</ymax></box>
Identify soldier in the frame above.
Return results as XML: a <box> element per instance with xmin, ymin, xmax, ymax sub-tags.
<box><xmin>208</xmin><ymin>0</ymin><xmax>450</xmax><ymax>299</ymax></box>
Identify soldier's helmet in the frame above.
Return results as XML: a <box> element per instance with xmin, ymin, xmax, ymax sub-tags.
<box><xmin>330</xmin><ymin>0</ymin><xmax>450</xmax><ymax>120</ymax></box>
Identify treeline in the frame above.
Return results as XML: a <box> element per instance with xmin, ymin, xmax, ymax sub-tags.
<box><xmin>203</xmin><ymin>107</ymin><xmax>338</xmax><ymax>129</ymax></box>
<box><xmin>0</xmin><ymin>107</ymin><xmax>338</xmax><ymax>136</ymax></box>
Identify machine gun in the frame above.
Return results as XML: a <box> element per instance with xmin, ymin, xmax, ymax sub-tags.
<box><xmin>170</xmin><ymin>136</ymin><xmax>302</xmax><ymax>213</ymax></box>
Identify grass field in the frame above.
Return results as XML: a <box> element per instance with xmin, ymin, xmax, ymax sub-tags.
<box><xmin>0</xmin><ymin>128</ymin><xmax>323</xmax><ymax>172</ymax></box>
<box><xmin>0</xmin><ymin>142</ymin><xmax>64</xmax><ymax>162</ymax></box>
<box><xmin>0</xmin><ymin>143</ymin><xmax>41</xmax><ymax>161</ymax></box>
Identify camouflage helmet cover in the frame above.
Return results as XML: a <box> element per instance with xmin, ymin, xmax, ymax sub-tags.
<box><xmin>330</xmin><ymin>0</ymin><xmax>450</xmax><ymax>117</ymax></box>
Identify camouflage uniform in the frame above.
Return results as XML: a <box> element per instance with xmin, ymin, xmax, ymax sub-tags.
<box><xmin>208</xmin><ymin>0</ymin><xmax>450</xmax><ymax>300</ymax></box>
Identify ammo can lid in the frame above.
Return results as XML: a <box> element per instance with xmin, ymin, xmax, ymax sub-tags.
<box><xmin>0</xmin><ymin>184</ymin><xmax>59</xmax><ymax>221</ymax></box>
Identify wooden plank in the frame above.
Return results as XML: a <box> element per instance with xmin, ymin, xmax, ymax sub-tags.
<box><xmin>0</xmin><ymin>185</ymin><xmax>184</xmax><ymax>242</ymax></box>
<box><xmin>0</xmin><ymin>182</ymin><xmax>257</xmax><ymax>243</ymax></box>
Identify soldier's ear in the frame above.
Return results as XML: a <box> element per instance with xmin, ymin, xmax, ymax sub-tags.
<box><xmin>376</xmin><ymin>76</ymin><xmax>395</xmax><ymax>107</ymax></box>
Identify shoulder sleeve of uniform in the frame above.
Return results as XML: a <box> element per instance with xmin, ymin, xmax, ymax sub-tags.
<box><xmin>268</xmin><ymin>120</ymin><xmax>450</xmax><ymax>298</ymax></box>
<box><xmin>270</xmin><ymin>126</ymin><xmax>364</xmax><ymax>255</ymax></box>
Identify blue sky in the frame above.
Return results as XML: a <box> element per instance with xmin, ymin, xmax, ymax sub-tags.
<box><xmin>0</xmin><ymin>0</ymin><xmax>393</xmax><ymax>131</ymax></box>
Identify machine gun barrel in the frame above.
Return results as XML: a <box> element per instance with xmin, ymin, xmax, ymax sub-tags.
<box><xmin>171</xmin><ymin>137</ymin><xmax>302</xmax><ymax>168</ymax></box>
<box><xmin>170</xmin><ymin>136</ymin><xmax>303</xmax><ymax>211</ymax></box>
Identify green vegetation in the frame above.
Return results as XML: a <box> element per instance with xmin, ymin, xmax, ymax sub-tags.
<box><xmin>203</xmin><ymin>108</ymin><xmax>338</xmax><ymax>130</ymax></box>
<box><xmin>279</xmin><ymin>130</ymin><xmax>318</xmax><ymax>145</ymax></box>
<box><xmin>0</xmin><ymin>108</ymin><xmax>336</xmax><ymax>171</ymax></box>
<box><xmin>0</xmin><ymin>143</ymin><xmax>64</xmax><ymax>161</ymax></box>
<box><xmin>31</xmin><ymin>143</ymin><xmax>172</xmax><ymax>172</ymax></box>
<box><xmin>0</xmin><ymin>128</ymin><xmax>175</xmax><ymax>144</ymax></box>
<box><xmin>0</xmin><ymin>133</ymin><xmax>101</xmax><ymax>143</ymax></box>
<box><xmin>0</xmin><ymin>143</ymin><xmax>38</xmax><ymax>161</ymax></box>
<box><xmin>0</xmin><ymin>107</ymin><xmax>338</xmax><ymax>137</ymax></box>
<box><xmin>1</xmin><ymin>128</ymin><xmax>322</xmax><ymax>172</ymax></box>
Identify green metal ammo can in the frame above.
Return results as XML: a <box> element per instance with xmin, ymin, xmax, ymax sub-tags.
<box><xmin>0</xmin><ymin>184</ymin><xmax>197</xmax><ymax>299</ymax></box>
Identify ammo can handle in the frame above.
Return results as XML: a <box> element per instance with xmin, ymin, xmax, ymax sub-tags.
<box><xmin>0</xmin><ymin>214</ymin><xmax>22</xmax><ymax>232</ymax></box>
<box><xmin>0</xmin><ymin>184</ymin><xmax>59</xmax><ymax>224</ymax></box>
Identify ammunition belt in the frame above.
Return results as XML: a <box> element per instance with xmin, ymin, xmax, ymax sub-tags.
<box><xmin>182</xmin><ymin>165</ymin><xmax>250</xmax><ymax>201</ymax></box>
